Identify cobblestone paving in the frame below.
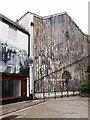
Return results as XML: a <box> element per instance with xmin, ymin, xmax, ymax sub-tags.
<box><xmin>1</xmin><ymin>96</ymin><xmax>89</xmax><ymax>119</ymax></box>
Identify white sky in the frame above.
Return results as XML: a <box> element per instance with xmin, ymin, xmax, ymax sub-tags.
<box><xmin>0</xmin><ymin>0</ymin><xmax>89</xmax><ymax>34</ymax></box>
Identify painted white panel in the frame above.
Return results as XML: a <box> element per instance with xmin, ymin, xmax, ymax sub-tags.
<box><xmin>27</xmin><ymin>77</ymin><xmax>29</xmax><ymax>97</ymax></box>
<box><xmin>17</xmin><ymin>30</ymin><xmax>28</xmax><ymax>51</ymax></box>
<box><xmin>0</xmin><ymin>21</ymin><xmax>8</xmax><ymax>42</ymax></box>
<box><xmin>0</xmin><ymin>21</ymin><xmax>28</xmax><ymax>52</ymax></box>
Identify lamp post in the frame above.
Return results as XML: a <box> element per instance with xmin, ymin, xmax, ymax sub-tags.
<box><xmin>28</xmin><ymin>21</ymin><xmax>34</xmax><ymax>100</ymax></box>
<box><xmin>28</xmin><ymin>56</ymin><xmax>34</xmax><ymax>100</ymax></box>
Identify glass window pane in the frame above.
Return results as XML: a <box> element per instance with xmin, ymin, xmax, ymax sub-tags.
<box><xmin>15</xmin><ymin>80</ymin><xmax>21</xmax><ymax>97</ymax></box>
<box><xmin>2</xmin><ymin>80</ymin><xmax>7</xmax><ymax>98</ymax></box>
<box><xmin>8</xmin><ymin>80</ymin><xmax>14</xmax><ymax>97</ymax></box>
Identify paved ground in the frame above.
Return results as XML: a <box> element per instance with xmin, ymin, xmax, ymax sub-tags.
<box><xmin>1</xmin><ymin>99</ymin><xmax>45</xmax><ymax>116</ymax></box>
<box><xmin>0</xmin><ymin>96</ymin><xmax>89</xmax><ymax>119</ymax></box>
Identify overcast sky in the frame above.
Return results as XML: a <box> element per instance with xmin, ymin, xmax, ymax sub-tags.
<box><xmin>0</xmin><ymin>0</ymin><xmax>89</xmax><ymax>34</ymax></box>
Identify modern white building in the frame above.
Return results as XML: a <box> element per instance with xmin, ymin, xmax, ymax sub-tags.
<box><xmin>0</xmin><ymin>13</ymin><xmax>30</xmax><ymax>104</ymax></box>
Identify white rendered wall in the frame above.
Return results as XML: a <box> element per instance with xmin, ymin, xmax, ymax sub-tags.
<box><xmin>0</xmin><ymin>21</ymin><xmax>8</xmax><ymax>43</ymax></box>
<box><xmin>18</xmin><ymin>13</ymin><xmax>34</xmax><ymax>96</ymax></box>
<box><xmin>0</xmin><ymin>21</ymin><xmax>28</xmax><ymax>51</ymax></box>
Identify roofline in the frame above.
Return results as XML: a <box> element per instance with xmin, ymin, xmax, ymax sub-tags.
<box><xmin>65</xmin><ymin>12</ymin><xmax>88</xmax><ymax>36</ymax></box>
<box><xmin>43</xmin><ymin>12</ymin><xmax>88</xmax><ymax>36</ymax></box>
<box><xmin>42</xmin><ymin>11</ymin><xmax>67</xmax><ymax>19</ymax></box>
<box><xmin>17</xmin><ymin>11</ymin><xmax>67</xmax><ymax>21</ymax></box>
<box><xmin>0</xmin><ymin>13</ymin><xmax>30</xmax><ymax>35</ymax></box>
<box><xmin>17</xmin><ymin>11</ymin><xmax>88</xmax><ymax>36</ymax></box>
<box><xmin>17</xmin><ymin>11</ymin><xmax>43</xmax><ymax>21</ymax></box>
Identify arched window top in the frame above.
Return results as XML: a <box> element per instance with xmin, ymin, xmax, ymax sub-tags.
<box><xmin>62</xmin><ymin>71</ymin><xmax>72</xmax><ymax>80</ymax></box>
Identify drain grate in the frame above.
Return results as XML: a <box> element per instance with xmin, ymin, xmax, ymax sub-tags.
<box><xmin>1</xmin><ymin>115</ymin><xmax>19</xmax><ymax>120</ymax></box>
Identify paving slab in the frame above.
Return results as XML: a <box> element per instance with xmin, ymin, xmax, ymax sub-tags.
<box><xmin>0</xmin><ymin>96</ymin><xmax>89</xmax><ymax>119</ymax></box>
<box><xmin>0</xmin><ymin>99</ymin><xmax>45</xmax><ymax>116</ymax></box>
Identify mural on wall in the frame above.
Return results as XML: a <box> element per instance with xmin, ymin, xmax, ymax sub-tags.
<box><xmin>0</xmin><ymin>41</ymin><xmax>28</xmax><ymax>75</ymax></box>
<box><xmin>0</xmin><ymin>23</ymin><xmax>29</xmax><ymax>76</ymax></box>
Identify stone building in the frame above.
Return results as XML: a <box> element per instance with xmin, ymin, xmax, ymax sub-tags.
<box><xmin>18</xmin><ymin>12</ymin><xmax>90</xmax><ymax>98</ymax></box>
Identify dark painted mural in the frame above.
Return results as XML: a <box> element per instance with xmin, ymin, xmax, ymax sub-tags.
<box><xmin>1</xmin><ymin>42</ymin><xmax>28</xmax><ymax>75</ymax></box>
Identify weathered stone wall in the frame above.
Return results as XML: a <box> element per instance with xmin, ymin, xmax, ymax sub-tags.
<box><xmin>33</xmin><ymin>13</ymin><xmax>89</xmax><ymax>93</ymax></box>
<box><xmin>33</xmin><ymin>16</ymin><xmax>43</xmax><ymax>82</ymax></box>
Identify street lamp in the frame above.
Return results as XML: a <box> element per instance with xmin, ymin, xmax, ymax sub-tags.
<box><xmin>28</xmin><ymin>56</ymin><xmax>34</xmax><ymax>99</ymax></box>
